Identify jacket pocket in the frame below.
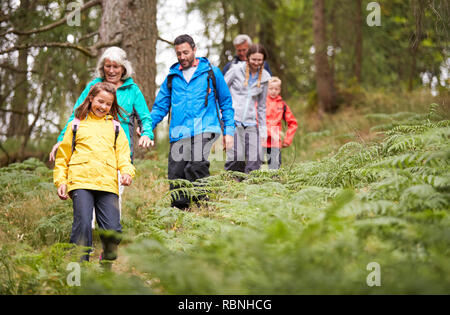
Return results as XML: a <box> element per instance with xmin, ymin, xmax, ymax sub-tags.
<box><xmin>68</xmin><ymin>155</ymin><xmax>90</xmax><ymax>183</ymax></box>
<box><xmin>68</xmin><ymin>154</ymin><xmax>89</xmax><ymax>165</ymax></box>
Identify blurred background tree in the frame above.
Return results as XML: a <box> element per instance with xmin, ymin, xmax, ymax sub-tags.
<box><xmin>0</xmin><ymin>0</ymin><xmax>448</xmax><ymax>166</ymax></box>
<box><xmin>187</xmin><ymin>0</ymin><xmax>448</xmax><ymax>98</ymax></box>
<box><xmin>0</xmin><ymin>0</ymin><xmax>157</xmax><ymax>165</ymax></box>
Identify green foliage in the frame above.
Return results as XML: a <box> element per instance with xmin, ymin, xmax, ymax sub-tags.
<box><xmin>122</xmin><ymin>103</ymin><xmax>450</xmax><ymax>294</ymax></box>
<box><xmin>1</xmin><ymin>103</ymin><xmax>449</xmax><ymax>294</ymax></box>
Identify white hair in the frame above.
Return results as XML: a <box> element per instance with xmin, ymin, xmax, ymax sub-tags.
<box><xmin>95</xmin><ymin>46</ymin><xmax>134</xmax><ymax>80</ymax></box>
<box><xmin>233</xmin><ymin>34</ymin><xmax>252</xmax><ymax>46</ymax></box>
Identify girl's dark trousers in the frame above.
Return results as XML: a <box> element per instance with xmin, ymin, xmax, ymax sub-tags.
<box><xmin>70</xmin><ymin>189</ymin><xmax>122</xmax><ymax>261</ymax></box>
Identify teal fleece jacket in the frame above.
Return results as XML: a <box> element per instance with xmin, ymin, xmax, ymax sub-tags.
<box><xmin>57</xmin><ymin>77</ymin><xmax>154</xmax><ymax>158</ymax></box>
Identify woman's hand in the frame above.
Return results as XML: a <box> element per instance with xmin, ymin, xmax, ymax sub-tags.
<box><xmin>57</xmin><ymin>184</ymin><xmax>69</xmax><ymax>200</ymax></box>
<box><xmin>120</xmin><ymin>173</ymin><xmax>132</xmax><ymax>186</ymax></box>
<box><xmin>138</xmin><ymin>135</ymin><xmax>154</xmax><ymax>148</ymax></box>
<box><xmin>49</xmin><ymin>142</ymin><xmax>62</xmax><ymax>162</ymax></box>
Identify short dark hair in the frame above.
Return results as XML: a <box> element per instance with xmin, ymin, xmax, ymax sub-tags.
<box><xmin>174</xmin><ymin>34</ymin><xmax>195</xmax><ymax>49</ymax></box>
<box><xmin>246</xmin><ymin>43</ymin><xmax>268</xmax><ymax>61</ymax></box>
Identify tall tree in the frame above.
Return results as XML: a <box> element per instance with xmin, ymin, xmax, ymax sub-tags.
<box><xmin>313</xmin><ymin>0</ymin><xmax>337</xmax><ymax>113</ymax></box>
<box><xmin>259</xmin><ymin>0</ymin><xmax>282</xmax><ymax>78</ymax></box>
<box><xmin>353</xmin><ymin>0</ymin><xmax>363</xmax><ymax>84</ymax></box>
<box><xmin>408</xmin><ymin>0</ymin><xmax>425</xmax><ymax>91</ymax></box>
<box><xmin>5</xmin><ymin>0</ymin><xmax>32</xmax><ymax>137</ymax></box>
<box><xmin>100</xmin><ymin>0</ymin><xmax>157</xmax><ymax>107</ymax></box>
<box><xmin>0</xmin><ymin>0</ymin><xmax>158</xmax><ymax>163</ymax></box>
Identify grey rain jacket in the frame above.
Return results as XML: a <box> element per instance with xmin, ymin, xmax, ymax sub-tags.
<box><xmin>224</xmin><ymin>61</ymin><xmax>271</xmax><ymax>139</ymax></box>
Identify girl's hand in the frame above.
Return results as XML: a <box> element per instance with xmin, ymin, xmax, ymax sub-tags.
<box><xmin>57</xmin><ymin>184</ymin><xmax>69</xmax><ymax>200</ymax></box>
<box><xmin>49</xmin><ymin>142</ymin><xmax>62</xmax><ymax>162</ymax></box>
<box><xmin>121</xmin><ymin>173</ymin><xmax>132</xmax><ymax>186</ymax></box>
<box><xmin>138</xmin><ymin>135</ymin><xmax>154</xmax><ymax>148</ymax></box>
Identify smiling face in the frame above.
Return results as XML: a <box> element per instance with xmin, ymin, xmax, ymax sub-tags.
<box><xmin>175</xmin><ymin>42</ymin><xmax>196</xmax><ymax>69</ymax></box>
<box><xmin>103</xmin><ymin>59</ymin><xmax>124</xmax><ymax>85</ymax></box>
<box><xmin>90</xmin><ymin>90</ymin><xmax>114</xmax><ymax>118</ymax></box>
<box><xmin>248</xmin><ymin>52</ymin><xmax>264</xmax><ymax>73</ymax></box>
<box><xmin>268</xmin><ymin>81</ymin><xmax>281</xmax><ymax>98</ymax></box>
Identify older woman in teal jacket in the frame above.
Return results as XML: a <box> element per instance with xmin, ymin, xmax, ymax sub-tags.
<box><xmin>49</xmin><ymin>46</ymin><xmax>154</xmax><ymax>162</ymax></box>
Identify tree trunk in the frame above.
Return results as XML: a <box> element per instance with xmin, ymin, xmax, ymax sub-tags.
<box><xmin>409</xmin><ymin>0</ymin><xmax>425</xmax><ymax>92</ymax></box>
<box><xmin>354</xmin><ymin>0</ymin><xmax>363</xmax><ymax>84</ymax></box>
<box><xmin>219</xmin><ymin>0</ymin><xmax>231</xmax><ymax>69</ymax></box>
<box><xmin>259</xmin><ymin>0</ymin><xmax>282</xmax><ymax>79</ymax></box>
<box><xmin>99</xmin><ymin>0</ymin><xmax>157</xmax><ymax>107</ymax></box>
<box><xmin>329</xmin><ymin>0</ymin><xmax>338</xmax><ymax>83</ymax></box>
<box><xmin>313</xmin><ymin>0</ymin><xmax>337</xmax><ymax>113</ymax></box>
<box><xmin>7</xmin><ymin>0</ymin><xmax>30</xmax><ymax>137</ymax></box>
<box><xmin>100</xmin><ymin>0</ymin><xmax>157</xmax><ymax>157</ymax></box>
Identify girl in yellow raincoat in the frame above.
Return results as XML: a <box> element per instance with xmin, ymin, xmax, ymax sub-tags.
<box><xmin>54</xmin><ymin>82</ymin><xmax>135</xmax><ymax>262</ymax></box>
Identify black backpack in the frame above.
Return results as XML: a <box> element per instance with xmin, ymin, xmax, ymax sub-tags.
<box><xmin>166</xmin><ymin>68</ymin><xmax>224</xmax><ymax>134</ymax></box>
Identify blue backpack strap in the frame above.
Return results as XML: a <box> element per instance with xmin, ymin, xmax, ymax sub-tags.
<box><xmin>71</xmin><ymin>118</ymin><xmax>81</xmax><ymax>153</ymax></box>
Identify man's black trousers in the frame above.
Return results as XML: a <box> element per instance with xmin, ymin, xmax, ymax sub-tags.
<box><xmin>168</xmin><ymin>133</ymin><xmax>219</xmax><ymax>209</ymax></box>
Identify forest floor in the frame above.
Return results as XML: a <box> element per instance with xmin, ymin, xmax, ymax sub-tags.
<box><xmin>0</xmin><ymin>90</ymin><xmax>449</xmax><ymax>294</ymax></box>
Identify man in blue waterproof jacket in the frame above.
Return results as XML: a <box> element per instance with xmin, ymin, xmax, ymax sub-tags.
<box><xmin>151</xmin><ymin>34</ymin><xmax>235</xmax><ymax>210</ymax></box>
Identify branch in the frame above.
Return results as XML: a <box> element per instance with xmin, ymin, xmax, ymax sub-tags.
<box><xmin>0</xmin><ymin>108</ymin><xmax>30</xmax><ymax>115</ymax></box>
<box><xmin>0</xmin><ymin>0</ymin><xmax>102</xmax><ymax>37</ymax></box>
<box><xmin>90</xmin><ymin>33</ymin><xmax>123</xmax><ymax>53</ymax></box>
<box><xmin>0</xmin><ymin>42</ymin><xmax>96</xmax><ymax>57</ymax></box>
<box><xmin>0</xmin><ymin>77</ymin><xmax>28</xmax><ymax>105</ymax></box>
<box><xmin>0</xmin><ymin>33</ymin><xmax>123</xmax><ymax>58</ymax></box>
<box><xmin>158</xmin><ymin>36</ymin><xmax>174</xmax><ymax>46</ymax></box>
<box><xmin>0</xmin><ymin>62</ymin><xmax>38</xmax><ymax>74</ymax></box>
<box><xmin>78</xmin><ymin>31</ymin><xmax>99</xmax><ymax>42</ymax></box>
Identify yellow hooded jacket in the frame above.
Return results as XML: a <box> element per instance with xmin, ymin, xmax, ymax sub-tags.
<box><xmin>54</xmin><ymin>112</ymin><xmax>135</xmax><ymax>195</ymax></box>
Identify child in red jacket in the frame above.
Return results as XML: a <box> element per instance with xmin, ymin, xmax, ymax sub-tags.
<box><xmin>263</xmin><ymin>77</ymin><xmax>298</xmax><ymax>169</ymax></box>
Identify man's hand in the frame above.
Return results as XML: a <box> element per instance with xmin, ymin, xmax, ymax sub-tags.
<box><xmin>136</xmin><ymin>126</ymin><xmax>141</xmax><ymax>137</ymax></box>
<box><xmin>49</xmin><ymin>142</ymin><xmax>61</xmax><ymax>162</ymax></box>
<box><xmin>57</xmin><ymin>184</ymin><xmax>69</xmax><ymax>200</ymax></box>
<box><xmin>138</xmin><ymin>135</ymin><xmax>154</xmax><ymax>148</ymax></box>
<box><xmin>223</xmin><ymin>134</ymin><xmax>234</xmax><ymax>151</ymax></box>
<box><xmin>120</xmin><ymin>173</ymin><xmax>132</xmax><ymax>186</ymax></box>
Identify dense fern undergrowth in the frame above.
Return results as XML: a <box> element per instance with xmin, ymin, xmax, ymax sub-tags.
<box><xmin>0</xmin><ymin>103</ymin><xmax>449</xmax><ymax>294</ymax></box>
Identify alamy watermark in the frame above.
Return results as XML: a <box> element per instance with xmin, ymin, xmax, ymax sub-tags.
<box><xmin>67</xmin><ymin>1</ymin><xmax>82</xmax><ymax>27</ymax></box>
<box><xmin>66</xmin><ymin>262</ymin><xmax>81</xmax><ymax>287</ymax></box>
<box><xmin>367</xmin><ymin>2</ymin><xmax>381</xmax><ymax>26</ymax></box>
<box><xmin>366</xmin><ymin>262</ymin><xmax>381</xmax><ymax>287</ymax></box>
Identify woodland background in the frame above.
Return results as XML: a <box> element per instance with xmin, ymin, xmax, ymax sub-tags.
<box><xmin>0</xmin><ymin>0</ymin><xmax>449</xmax><ymax>295</ymax></box>
<box><xmin>0</xmin><ymin>0</ymin><xmax>448</xmax><ymax>164</ymax></box>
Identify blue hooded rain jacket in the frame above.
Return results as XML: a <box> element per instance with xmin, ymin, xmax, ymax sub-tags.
<box><xmin>151</xmin><ymin>57</ymin><xmax>235</xmax><ymax>142</ymax></box>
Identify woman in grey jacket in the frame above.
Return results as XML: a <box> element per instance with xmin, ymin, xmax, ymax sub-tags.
<box><xmin>224</xmin><ymin>44</ymin><xmax>271</xmax><ymax>174</ymax></box>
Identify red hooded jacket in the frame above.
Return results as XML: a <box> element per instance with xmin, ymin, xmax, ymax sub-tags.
<box><xmin>263</xmin><ymin>95</ymin><xmax>298</xmax><ymax>148</ymax></box>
